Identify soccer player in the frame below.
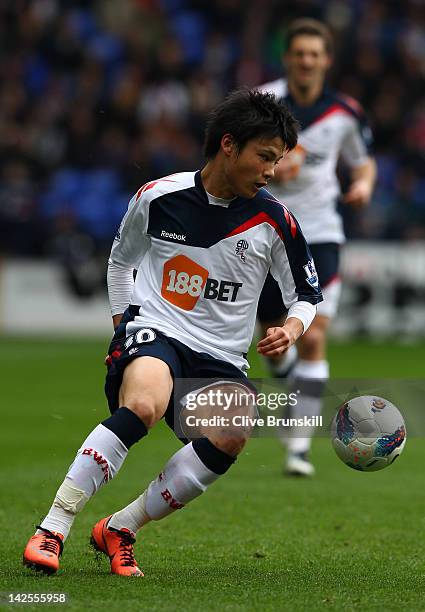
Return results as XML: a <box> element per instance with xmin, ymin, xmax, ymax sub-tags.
<box><xmin>257</xmin><ymin>19</ymin><xmax>377</xmax><ymax>476</ymax></box>
<box><xmin>23</xmin><ymin>89</ymin><xmax>322</xmax><ymax>576</ymax></box>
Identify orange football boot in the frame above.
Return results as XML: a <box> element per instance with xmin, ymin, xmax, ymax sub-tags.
<box><xmin>23</xmin><ymin>526</ymin><xmax>64</xmax><ymax>574</ymax></box>
<box><xmin>90</xmin><ymin>515</ymin><xmax>143</xmax><ymax>577</ymax></box>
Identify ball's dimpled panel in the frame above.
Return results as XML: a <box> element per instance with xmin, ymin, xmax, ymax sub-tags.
<box><xmin>331</xmin><ymin>396</ymin><xmax>406</xmax><ymax>472</ymax></box>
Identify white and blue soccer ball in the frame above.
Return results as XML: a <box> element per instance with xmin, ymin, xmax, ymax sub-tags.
<box><xmin>331</xmin><ymin>396</ymin><xmax>406</xmax><ymax>471</ymax></box>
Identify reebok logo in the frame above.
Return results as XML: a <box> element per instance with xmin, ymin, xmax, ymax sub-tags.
<box><xmin>161</xmin><ymin>230</ymin><xmax>186</xmax><ymax>242</ymax></box>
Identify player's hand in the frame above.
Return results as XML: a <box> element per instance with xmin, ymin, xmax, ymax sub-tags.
<box><xmin>273</xmin><ymin>146</ymin><xmax>305</xmax><ymax>183</ymax></box>
<box><xmin>112</xmin><ymin>313</ymin><xmax>124</xmax><ymax>330</ymax></box>
<box><xmin>256</xmin><ymin>326</ymin><xmax>296</xmax><ymax>357</ymax></box>
<box><xmin>343</xmin><ymin>179</ymin><xmax>372</xmax><ymax>208</ymax></box>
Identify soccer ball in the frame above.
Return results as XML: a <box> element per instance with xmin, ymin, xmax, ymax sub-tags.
<box><xmin>331</xmin><ymin>396</ymin><xmax>406</xmax><ymax>471</ymax></box>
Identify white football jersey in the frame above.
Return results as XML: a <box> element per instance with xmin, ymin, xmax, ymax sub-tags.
<box><xmin>260</xmin><ymin>79</ymin><xmax>373</xmax><ymax>244</ymax></box>
<box><xmin>109</xmin><ymin>171</ymin><xmax>322</xmax><ymax>371</ymax></box>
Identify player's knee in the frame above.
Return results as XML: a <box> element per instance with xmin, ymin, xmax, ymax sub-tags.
<box><xmin>125</xmin><ymin>397</ymin><xmax>160</xmax><ymax>429</ymax></box>
<box><xmin>210</xmin><ymin>432</ymin><xmax>248</xmax><ymax>457</ymax></box>
<box><xmin>299</xmin><ymin>326</ymin><xmax>325</xmax><ymax>357</ymax></box>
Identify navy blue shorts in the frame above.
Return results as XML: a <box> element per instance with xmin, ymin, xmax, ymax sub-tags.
<box><xmin>257</xmin><ymin>242</ymin><xmax>340</xmax><ymax>322</ymax></box>
<box><xmin>104</xmin><ymin>306</ymin><xmax>252</xmax><ymax>440</ymax></box>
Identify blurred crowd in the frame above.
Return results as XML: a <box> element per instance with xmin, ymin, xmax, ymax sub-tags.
<box><xmin>0</xmin><ymin>0</ymin><xmax>424</xmax><ymax>267</ymax></box>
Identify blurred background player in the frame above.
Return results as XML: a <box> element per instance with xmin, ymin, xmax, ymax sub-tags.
<box><xmin>257</xmin><ymin>19</ymin><xmax>377</xmax><ymax>476</ymax></box>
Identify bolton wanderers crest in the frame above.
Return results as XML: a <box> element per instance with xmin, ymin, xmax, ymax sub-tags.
<box><xmin>235</xmin><ymin>239</ymin><xmax>249</xmax><ymax>263</ymax></box>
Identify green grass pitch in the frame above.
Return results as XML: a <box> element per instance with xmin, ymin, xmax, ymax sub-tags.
<box><xmin>1</xmin><ymin>337</ymin><xmax>424</xmax><ymax>611</ymax></box>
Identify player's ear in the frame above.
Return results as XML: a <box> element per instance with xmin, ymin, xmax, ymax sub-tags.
<box><xmin>221</xmin><ymin>134</ymin><xmax>236</xmax><ymax>157</ymax></box>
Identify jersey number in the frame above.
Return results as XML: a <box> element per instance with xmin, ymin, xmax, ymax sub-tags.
<box><xmin>124</xmin><ymin>328</ymin><xmax>156</xmax><ymax>349</ymax></box>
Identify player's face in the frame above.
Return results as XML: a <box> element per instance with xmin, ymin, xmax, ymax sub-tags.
<box><xmin>284</xmin><ymin>35</ymin><xmax>331</xmax><ymax>91</ymax></box>
<box><xmin>224</xmin><ymin>136</ymin><xmax>285</xmax><ymax>198</ymax></box>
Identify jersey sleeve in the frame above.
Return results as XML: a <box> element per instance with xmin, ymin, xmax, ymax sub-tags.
<box><xmin>340</xmin><ymin>102</ymin><xmax>374</xmax><ymax>168</ymax></box>
<box><xmin>269</xmin><ymin>206</ymin><xmax>323</xmax><ymax>309</ymax></box>
<box><xmin>109</xmin><ymin>191</ymin><xmax>151</xmax><ymax>268</ymax></box>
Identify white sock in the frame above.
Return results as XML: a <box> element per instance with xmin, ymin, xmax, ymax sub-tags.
<box><xmin>108</xmin><ymin>491</ymin><xmax>150</xmax><ymax>534</ymax></box>
<box><xmin>110</xmin><ymin>443</ymin><xmax>220</xmax><ymax>531</ymax></box>
<box><xmin>146</xmin><ymin>442</ymin><xmax>220</xmax><ymax>520</ymax></box>
<box><xmin>281</xmin><ymin>359</ymin><xmax>329</xmax><ymax>455</ymax></box>
<box><xmin>268</xmin><ymin>344</ymin><xmax>298</xmax><ymax>376</ymax></box>
<box><xmin>67</xmin><ymin>424</ymin><xmax>128</xmax><ymax>493</ymax></box>
<box><xmin>285</xmin><ymin>394</ymin><xmax>322</xmax><ymax>455</ymax></box>
<box><xmin>38</xmin><ymin>504</ymin><xmax>75</xmax><ymax>539</ymax></box>
<box><xmin>39</xmin><ymin>424</ymin><xmax>128</xmax><ymax>539</ymax></box>
<box><xmin>290</xmin><ymin>359</ymin><xmax>329</xmax><ymax>381</ymax></box>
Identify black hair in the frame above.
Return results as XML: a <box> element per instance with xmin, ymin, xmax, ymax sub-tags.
<box><xmin>286</xmin><ymin>18</ymin><xmax>333</xmax><ymax>55</ymax></box>
<box><xmin>203</xmin><ymin>88</ymin><xmax>299</xmax><ymax>159</ymax></box>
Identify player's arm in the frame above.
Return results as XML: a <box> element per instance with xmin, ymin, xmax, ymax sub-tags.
<box><xmin>112</xmin><ymin>313</ymin><xmax>124</xmax><ymax>329</ymax></box>
<box><xmin>343</xmin><ymin>156</ymin><xmax>377</xmax><ymax>208</ymax></box>
<box><xmin>340</xmin><ymin>103</ymin><xmax>376</xmax><ymax>208</ymax></box>
<box><xmin>257</xmin><ymin>315</ymin><xmax>304</xmax><ymax>357</ymax></box>
<box><xmin>107</xmin><ymin>263</ymin><xmax>134</xmax><ymax>329</ymax></box>
<box><xmin>271</xmin><ymin>145</ymin><xmax>305</xmax><ymax>184</ymax></box>
<box><xmin>257</xmin><ymin>208</ymin><xmax>323</xmax><ymax>357</ymax></box>
<box><xmin>108</xmin><ymin>190</ymin><xmax>150</xmax><ymax>329</ymax></box>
